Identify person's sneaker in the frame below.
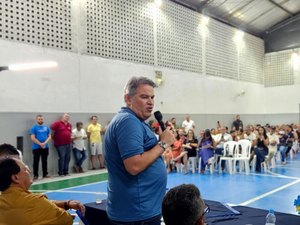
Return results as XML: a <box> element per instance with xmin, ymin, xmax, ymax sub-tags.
<box><xmin>43</xmin><ymin>175</ymin><xmax>51</xmax><ymax>179</ymax></box>
<box><xmin>281</xmin><ymin>161</ymin><xmax>286</xmax><ymax>165</ymax></box>
<box><xmin>33</xmin><ymin>176</ymin><xmax>38</xmax><ymax>180</ymax></box>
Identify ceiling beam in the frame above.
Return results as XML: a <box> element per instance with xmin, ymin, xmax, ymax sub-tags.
<box><xmin>225</xmin><ymin>0</ymin><xmax>255</xmax><ymax>20</ymax></box>
<box><xmin>268</xmin><ymin>0</ymin><xmax>293</xmax><ymax>16</ymax></box>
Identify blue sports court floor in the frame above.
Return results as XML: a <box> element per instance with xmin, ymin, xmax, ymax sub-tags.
<box><xmin>30</xmin><ymin>153</ymin><xmax>300</xmax><ymax>224</ymax></box>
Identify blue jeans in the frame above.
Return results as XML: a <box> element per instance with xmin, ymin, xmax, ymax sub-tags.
<box><xmin>56</xmin><ymin>144</ymin><xmax>71</xmax><ymax>175</ymax></box>
<box><xmin>110</xmin><ymin>214</ymin><xmax>161</xmax><ymax>225</ymax></box>
<box><xmin>254</xmin><ymin>147</ymin><xmax>268</xmax><ymax>172</ymax></box>
<box><xmin>278</xmin><ymin>145</ymin><xmax>287</xmax><ymax>162</ymax></box>
<box><xmin>73</xmin><ymin>148</ymin><xmax>87</xmax><ymax>167</ymax></box>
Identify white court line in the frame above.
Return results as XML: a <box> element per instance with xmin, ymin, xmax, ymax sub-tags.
<box><xmin>266</xmin><ymin>170</ymin><xmax>300</xmax><ymax>179</ymax></box>
<box><xmin>31</xmin><ymin>179</ymin><xmax>108</xmax><ymax>195</ymax></box>
<box><xmin>30</xmin><ymin>190</ymin><xmax>107</xmax><ymax>195</ymax></box>
<box><xmin>239</xmin><ymin>179</ymin><xmax>300</xmax><ymax>206</ymax></box>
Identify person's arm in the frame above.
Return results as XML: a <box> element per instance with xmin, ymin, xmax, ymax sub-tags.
<box><xmin>82</xmin><ymin>130</ymin><xmax>88</xmax><ymax>139</ymax></box>
<box><xmin>41</xmin><ymin>128</ymin><xmax>51</xmax><ymax>148</ymax></box>
<box><xmin>51</xmin><ymin>130</ymin><xmax>56</xmax><ymax>139</ymax></box>
<box><xmin>50</xmin><ymin>122</ymin><xmax>57</xmax><ymax>139</ymax></box>
<box><xmin>43</xmin><ymin>134</ymin><xmax>51</xmax><ymax>145</ymax></box>
<box><xmin>31</xmin><ymin>134</ymin><xmax>42</xmax><ymax>146</ymax></box>
<box><xmin>263</xmin><ymin>137</ymin><xmax>269</xmax><ymax>146</ymax></box>
<box><xmin>86</xmin><ymin>125</ymin><xmax>91</xmax><ymax>140</ymax></box>
<box><xmin>123</xmin><ymin>127</ymin><xmax>175</xmax><ymax>176</ymax></box>
<box><xmin>52</xmin><ymin>200</ymin><xmax>85</xmax><ymax>214</ymax></box>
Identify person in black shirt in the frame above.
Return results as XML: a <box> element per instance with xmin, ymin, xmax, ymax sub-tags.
<box><xmin>253</xmin><ymin>127</ymin><xmax>269</xmax><ymax>172</ymax></box>
<box><xmin>231</xmin><ymin>115</ymin><xmax>243</xmax><ymax>131</ymax></box>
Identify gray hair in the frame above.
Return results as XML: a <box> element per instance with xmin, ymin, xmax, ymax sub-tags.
<box><xmin>124</xmin><ymin>76</ymin><xmax>156</xmax><ymax>97</ymax></box>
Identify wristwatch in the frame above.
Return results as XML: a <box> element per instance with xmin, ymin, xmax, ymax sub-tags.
<box><xmin>158</xmin><ymin>141</ymin><xmax>168</xmax><ymax>150</ymax></box>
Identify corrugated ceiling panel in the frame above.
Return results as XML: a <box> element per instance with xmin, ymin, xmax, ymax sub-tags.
<box><xmin>274</xmin><ymin>0</ymin><xmax>300</xmax><ymax>14</ymax></box>
<box><xmin>250</xmin><ymin>7</ymin><xmax>289</xmax><ymax>31</ymax></box>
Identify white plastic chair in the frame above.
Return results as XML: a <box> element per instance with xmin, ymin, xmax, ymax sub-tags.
<box><xmin>188</xmin><ymin>157</ymin><xmax>197</xmax><ymax>173</ymax></box>
<box><xmin>198</xmin><ymin>156</ymin><xmax>215</xmax><ymax>174</ymax></box>
<box><xmin>235</xmin><ymin>139</ymin><xmax>251</xmax><ymax>174</ymax></box>
<box><xmin>219</xmin><ymin>141</ymin><xmax>238</xmax><ymax>174</ymax></box>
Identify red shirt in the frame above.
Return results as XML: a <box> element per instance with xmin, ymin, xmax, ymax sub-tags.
<box><xmin>51</xmin><ymin>120</ymin><xmax>72</xmax><ymax>146</ymax></box>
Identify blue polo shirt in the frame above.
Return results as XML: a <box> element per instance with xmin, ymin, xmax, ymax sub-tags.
<box><xmin>29</xmin><ymin>125</ymin><xmax>50</xmax><ymax>150</ymax></box>
<box><xmin>104</xmin><ymin>107</ymin><xmax>167</xmax><ymax>222</ymax></box>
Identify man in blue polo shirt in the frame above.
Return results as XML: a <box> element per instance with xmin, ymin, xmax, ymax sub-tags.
<box><xmin>104</xmin><ymin>76</ymin><xmax>175</xmax><ymax>225</ymax></box>
<box><xmin>30</xmin><ymin>114</ymin><xmax>51</xmax><ymax>180</ymax></box>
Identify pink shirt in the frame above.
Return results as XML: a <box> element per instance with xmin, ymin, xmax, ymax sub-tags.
<box><xmin>51</xmin><ymin>120</ymin><xmax>72</xmax><ymax>146</ymax></box>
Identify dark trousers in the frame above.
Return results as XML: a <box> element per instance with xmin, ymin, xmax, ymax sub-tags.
<box><xmin>33</xmin><ymin>148</ymin><xmax>49</xmax><ymax>177</ymax></box>
<box><xmin>254</xmin><ymin>147</ymin><xmax>268</xmax><ymax>172</ymax></box>
<box><xmin>110</xmin><ymin>214</ymin><xmax>161</xmax><ymax>225</ymax></box>
<box><xmin>73</xmin><ymin>148</ymin><xmax>87</xmax><ymax>167</ymax></box>
<box><xmin>215</xmin><ymin>147</ymin><xmax>225</xmax><ymax>169</ymax></box>
<box><xmin>56</xmin><ymin>144</ymin><xmax>71</xmax><ymax>175</ymax></box>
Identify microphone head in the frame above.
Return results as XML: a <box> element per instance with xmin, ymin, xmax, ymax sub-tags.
<box><xmin>154</xmin><ymin>111</ymin><xmax>163</xmax><ymax>121</ymax></box>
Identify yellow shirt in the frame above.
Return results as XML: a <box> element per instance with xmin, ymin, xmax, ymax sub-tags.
<box><xmin>87</xmin><ymin>123</ymin><xmax>102</xmax><ymax>143</ymax></box>
<box><xmin>0</xmin><ymin>186</ymin><xmax>73</xmax><ymax>225</ymax></box>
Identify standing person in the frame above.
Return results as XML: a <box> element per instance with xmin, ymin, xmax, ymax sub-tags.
<box><xmin>29</xmin><ymin>115</ymin><xmax>51</xmax><ymax>180</ymax></box>
<box><xmin>87</xmin><ymin>115</ymin><xmax>105</xmax><ymax>169</ymax></box>
<box><xmin>71</xmin><ymin>122</ymin><xmax>87</xmax><ymax>173</ymax></box>
<box><xmin>231</xmin><ymin>115</ymin><xmax>243</xmax><ymax>131</ymax></box>
<box><xmin>104</xmin><ymin>76</ymin><xmax>175</xmax><ymax>225</ymax></box>
<box><xmin>170</xmin><ymin>117</ymin><xmax>180</xmax><ymax>130</ymax></box>
<box><xmin>182</xmin><ymin>114</ymin><xmax>195</xmax><ymax>134</ymax></box>
<box><xmin>51</xmin><ymin>113</ymin><xmax>72</xmax><ymax>177</ymax></box>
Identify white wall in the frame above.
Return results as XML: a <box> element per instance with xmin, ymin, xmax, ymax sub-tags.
<box><xmin>0</xmin><ymin>39</ymin><xmax>265</xmax><ymax>114</ymax></box>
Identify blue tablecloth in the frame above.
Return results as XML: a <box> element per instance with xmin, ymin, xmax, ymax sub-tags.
<box><xmin>84</xmin><ymin>199</ymin><xmax>299</xmax><ymax>225</ymax></box>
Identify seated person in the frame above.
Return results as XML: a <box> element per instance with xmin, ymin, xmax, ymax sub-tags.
<box><xmin>198</xmin><ymin>129</ymin><xmax>215</xmax><ymax>173</ymax></box>
<box><xmin>162</xmin><ymin>184</ymin><xmax>206</xmax><ymax>225</ymax></box>
<box><xmin>214</xmin><ymin>126</ymin><xmax>232</xmax><ymax>169</ymax></box>
<box><xmin>253</xmin><ymin>126</ymin><xmax>269</xmax><ymax>172</ymax></box>
<box><xmin>0</xmin><ymin>157</ymin><xmax>85</xmax><ymax>225</ymax></box>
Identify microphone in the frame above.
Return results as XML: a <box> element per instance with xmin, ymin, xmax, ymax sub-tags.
<box><xmin>154</xmin><ymin>111</ymin><xmax>166</xmax><ymax>131</ymax></box>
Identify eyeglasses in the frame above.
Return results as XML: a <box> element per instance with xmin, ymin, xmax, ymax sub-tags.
<box><xmin>202</xmin><ymin>203</ymin><xmax>210</xmax><ymax>217</ymax></box>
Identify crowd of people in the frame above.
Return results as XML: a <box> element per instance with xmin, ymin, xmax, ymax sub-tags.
<box><xmin>29</xmin><ymin>113</ymin><xmax>106</xmax><ymax>180</ymax></box>
<box><xmin>156</xmin><ymin>115</ymin><xmax>300</xmax><ymax>173</ymax></box>
<box><xmin>0</xmin><ymin>76</ymin><xmax>299</xmax><ymax>225</ymax></box>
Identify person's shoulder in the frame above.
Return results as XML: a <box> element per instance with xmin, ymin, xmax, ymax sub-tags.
<box><xmin>30</xmin><ymin>124</ymin><xmax>37</xmax><ymax>132</ymax></box>
<box><xmin>114</xmin><ymin>111</ymin><xmax>141</xmax><ymax>128</ymax></box>
<box><xmin>50</xmin><ymin>120</ymin><xmax>60</xmax><ymax>129</ymax></box>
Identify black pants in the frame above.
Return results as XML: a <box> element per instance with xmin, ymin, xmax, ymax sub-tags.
<box><xmin>33</xmin><ymin>148</ymin><xmax>49</xmax><ymax>177</ymax></box>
